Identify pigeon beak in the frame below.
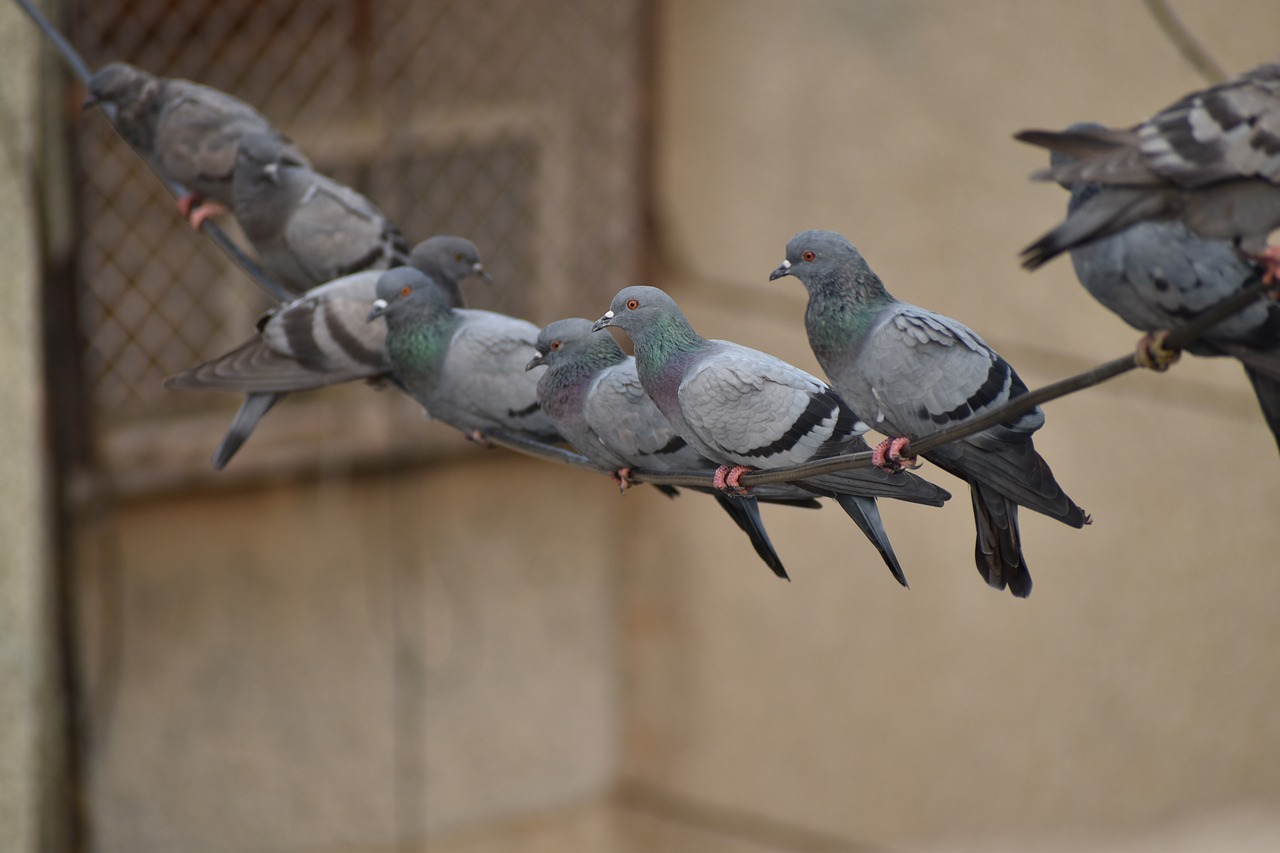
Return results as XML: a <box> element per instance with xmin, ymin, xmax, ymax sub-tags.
<box><xmin>591</xmin><ymin>311</ymin><xmax>615</xmax><ymax>332</ymax></box>
<box><xmin>473</xmin><ymin>263</ymin><xmax>494</xmax><ymax>284</ymax></box>
<box><xmin>525</xmin><ymin>352</ymin><xmax>546</xmax><ymax>372</ymax></box>
<box><xmin>82</xmin><ymin>93</ymin><xmax>99</xmax><ymax>111</ymax></box>
<box><xmin>367</xmin><ymin>298</ymin><xmax>389</xmax><ymax>322</ymax></box>
<box><xmin>768</xmin><ymin>259</ymin><xmax>793</xmax><ymax>281</ymax></box>
<box><xmin>262</xmin><ymin>162</ymin><xmax>281</xmax><ymax>186</ymax></box>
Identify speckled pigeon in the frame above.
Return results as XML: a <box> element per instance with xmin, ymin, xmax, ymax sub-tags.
<box><xmin>1049</xmin><ymin>130</ymin><xmax>1280</xmax><ymax>453</ymax></box>
<box><xmin>772</xmin><ymin>230</ymin><xmax>1089</xmax><ymax>598</ymax></box>
<box><xmin>592</xmin><ymin>287</ymin><xmax>953</xmax><ymax>587</ymax></box>
<box><xmin>528</xmin><ymin>317</ymin><xmax>824</xmax><ymax>580</ymax></box>
<box><xmin>1017</xmin><ymin>61</ymin><xmax>1280</xmax><ymax>276</ymax></box>
<box><xmin>369</xmin><ymin>267</ymin><xmax>559</xmax><ymax>443</ymax></box>
<box><xmin>86</xmin><ymin>61</ymin><xmax>309</xmax><ymax>228</ymax></box>
<box><xmin>231</xmin><ymin>132</ymin><xmax>409</xmax><ymax>297</ymax></box>
<box><xmin>165</xmin><ymin>236</ymin><xmax>490</xmax><ymax>469</ymax></box>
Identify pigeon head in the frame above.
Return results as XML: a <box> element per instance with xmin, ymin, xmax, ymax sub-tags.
<box><xmin>410</xmin><ymin>236</ymin><xmax>492</xmax><ymax>299</ymax></box>
<box><xmin>86</xmin><ymin>62</ymin><xmax>157</xmax><ymax>109</ymax></box>
<box><xmin>769</xmin><ymin>230</ymin><xmax>865</xmax><ymax>284</ymax></box>
<box><xmin>368</xmin><ymin>267</ymin><xmax>450</xmax><ymax>323</ymax></box>
<box><xmin>592</xmin><ymin>286</ymin><xmax>685</xmax><ymax>338</ymax></box>
<box><xmin>527</xmin><ymin>317</ymin><xmax>624</xmax><ymax>372</ymax></box>
<box><xmin>235</xmin><ymin>131</ymin><xmax>285</xmax><ymax>182</ymax></box>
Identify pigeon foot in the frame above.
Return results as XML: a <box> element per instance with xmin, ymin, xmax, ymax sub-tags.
<box><xmin>1253</xmin><ymin>245</ymin><xmax>1280</xmax><ymax>288</ymax></box>
<box><xmin>466</xmin><ymin>430</ymin><xmax>495</xmax><ymax>449</ymax></box>
<box><xmin>1135</xmin><ymin>330</ymin><xmax>1180</xmax><ymax>372</ymax></box>
<box><xmin>712</xmin><ymin>464</ymin><xmax>754</xmax><ymax>496</ymax></box>
<box><xmin>187</xmin><ymin>200</ymin><xmax>229</xmax><ymax>231</ymax></box>
<box><xmin>611</xmin><ymin>467</ymin><xmax>634</xmax><ymax>494</ymax></box>
<box><xmin>872</xmin><ymin>436</ymin><xmax>920</xmax><ymax>473</ymax></box>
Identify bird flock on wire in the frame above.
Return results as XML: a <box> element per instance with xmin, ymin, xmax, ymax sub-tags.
<box><xmin>81</xmin><ymin>58</ymin><xmax>1280</xmax><ymax>599</ymax></box>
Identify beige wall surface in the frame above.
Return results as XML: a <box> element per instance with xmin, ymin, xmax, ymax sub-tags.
<box><xmin>80</xmin><ymin>452</ymin><xmax>620</xmax><ymax>850</ymax></box>
<box><xmin>628</xmin><ymin>0</ymin><xmax>1280</xmax><ymax>849</ymax></box>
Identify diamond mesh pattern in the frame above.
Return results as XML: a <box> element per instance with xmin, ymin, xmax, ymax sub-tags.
<box><xmin>68</xmin><ymin>0</ymin><xmax>645</xmax><ymax>430</ymax></box>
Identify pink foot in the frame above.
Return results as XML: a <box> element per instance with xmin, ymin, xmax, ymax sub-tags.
<box><xmin>872</xmin><ymin>436</ymin><xmax>919</xmax><ymax>474</ymax></box>
<box><xmin>611</xmin><ymin>467</ymin><xmax>634</xmax><ymax>494</ymax></box>
<box><xmin>712</xmin><ymin>464</ymin><xmax>754</xmax><ymax>496</ymax></box>
<box><xmin>186</xmin><ymin>199</ymin><xmax>229</xmax><ymax>231</ymax></box>
<box><xmin>466</xmin><ymin>430</ymin><xmax>494</xmax><ymax>448</ymax></box>
<box><xmin>1135</xmin><ymin>330</ymin><xmax>1180</xmax><ymax>372</ymax></box>
<box><xmin>176</xmin><ymin>193</ymin><xmax>202</xmax><ymax>219</ymax></box>
<box><xmin>1252</xmin><ymin>245</ymin><xmax>1280</xmax><ymax>289</ymax></box>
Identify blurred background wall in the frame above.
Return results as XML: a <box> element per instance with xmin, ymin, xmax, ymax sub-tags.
<box><xmin>5</xmin><ymin>0</ymin><xmax>1280</xmax><ymax>850</ymax></box>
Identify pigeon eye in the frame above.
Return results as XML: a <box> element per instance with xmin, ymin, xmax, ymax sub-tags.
<box><xmin>802</xmin><ymin>250</ymin><xmax>816</xmax><ymax>262</ymax></box>
<box><xmin>625</xmin><ymin>299</ymin><xmax>639</xmax><ymax>310</ymax></box>
<box><xmin>454</xmin><ymin>253</ymin><xmax>464</xmax><ymax>261</ymax></box>
<box><xmin>400</xmin><ymin>285</ymin><xmax>413</xmax><ymax>297</ymax></box>
<box><xmin>550</xmin><ymin>340</ymin><xmax>562</xmax><ymax>351</ymax></box>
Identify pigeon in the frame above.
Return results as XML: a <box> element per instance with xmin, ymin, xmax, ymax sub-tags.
<box><xmin>1016</xmin><ymin>61</ymin><xmax>1280</xmax><ymax>276</ymax></box>
<box><xmin>772</xmin><ymin>230</ymin><xmax>1089</xmax><ymax>597</ymax></box>
<box><xmin>1050</xmin><ymin>131</ymin><xmax>1280</xmax><ymax>453</ymax></box>
<box><xmin>230</xmin><ymin>132</ymin><xmax>410</xmax><ymax>297</ymax></box>
<box><xmin>528</xmin><ymin>317</ymin><xmax>825</xmax><ymax>580</ymax></box>
<box><xmin>166</xmin><ymin>235</ymin><xmax>490</xmax><ymax>469</ymax></box>
<box><xmin>592</xmin><ymin>287</ymin><xmax>953</xmax><ymax>587</ymax></box>
<box><xmin>369</xmin><ymin>267</ymin><xmax>559</xmax><ymax>443</ymax></box>
<box><xmin>86</xmin><ymin>61</ymin><xmax>309</xmax><ymax>228</ymax></box>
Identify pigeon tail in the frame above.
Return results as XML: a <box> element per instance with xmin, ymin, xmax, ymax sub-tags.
<box><xmin>1244</xmin><ymin>365</ymin><xmax>1280</xmax><ymax>456</ymax></box>
<box><xmin>1021</xmin><ymin>188</ymin><xmax>1173</xmax><ymax>270</ymax></box>
<box><xmin>712</xmin><ymin>494</ymin><xmax>790</xmax><ymax>581</ymax></box>
<box><xmin>832</xmin><ymin>494</ymin><xmax>908</xmax><ymax>588</ymax></box>
<box><xmin>969</xmin><ymin>482</ymin><xmax>1032</xmax><ymax>598</ymax></box>
<box><xmin>212</xmin><ymin>392</ymin><xmax>280</xmax><ymax>470</ymax></box>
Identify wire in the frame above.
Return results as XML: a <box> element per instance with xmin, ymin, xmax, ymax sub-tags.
<box><xmin>485</xmin><ymin>274</ymin><xmax>1273</xmax><ymax>489</ymax></box>
<box><xmin>16</xmin><ymin>0</ymin><xmax>295</xmax><ymax>304</ymax></box>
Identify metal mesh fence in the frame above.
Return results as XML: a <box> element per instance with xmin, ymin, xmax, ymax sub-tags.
<box><xmin>68</xmin><ymin>0</ymin><xmax>647</xmax><ymax>439</ymax></box>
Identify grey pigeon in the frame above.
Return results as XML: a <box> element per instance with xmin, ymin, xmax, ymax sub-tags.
<box><xmin>86</xmin><ymin>61</ymin><xmax>309</xmax><ymax>227</ymax></box>
<box><xmin>592</xmin><ymin>287</ymin><xmax>953</xmax><ymax>587</ymax></box>
<box><xmin>166</xmin><ymin>236</ymin><xmax>490</xmax><ymax>468</ymax></box>
<box><xmin>1050</xmin><ymin>130</ymin><xmax>1280</xmax><ymax>453</ymax></box>
<box><xmin>1017</xmin><ymin>61</ymin><xmax>1280</xmax><ymax>275</ymax></box>
<box><xmin>369</xmin><ymin>268</ymin><xmax>559</xmax><ymax>443</ymax></box>
<box><xmin>772</xmin><ymin>230</ymin><xmax>1089</xmax><ymax>598</ymax></box>
<box><xmin>231</xmin><ymin>132</ymin><xmax>409</xmax><ymax>297</ymax></box>
<box><xmin>528</xmin><ymin>317</ymin><xmax>822</xmax><ymax>580</ymax></box>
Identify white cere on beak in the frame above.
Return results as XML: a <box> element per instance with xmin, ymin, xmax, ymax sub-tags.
<box><xmin>603</xmin><ymin>310</ymin><xmax>615</xmax><ymax>319</ymax></box>
<box><xmin>372</xmin><ymin>298</ymin><xmax>387</xmax><ymax>311</ymax></box>
<box><xmin>778</xmin><ymin>259</ymin><xmax>791</xmax><ymax>271</ymax></box>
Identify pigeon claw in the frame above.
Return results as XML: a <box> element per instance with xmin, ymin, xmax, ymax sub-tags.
<box><xmin>1135</xmin><ymin>330</ymin><xmax>1181</xmax><ymax>372</ymax></box>
<box><xmin>872</xmin><ymin>436</ymin><xmax>919</xmax><ymax>474</ymax></box>
<box><xmin>186</xmin><ymin>199</ymin><xmax>229</xmax><ymax>231</ymax></box>
<box><xmin>465</xmin><ymin>429</ymin><xmax>495</xmax><ymax>449</ymax></box>
<box><xmin>712</xmin><ymin>464</ymin><xmax>754</xmax><ymax>496</ymax></box>
<box><xmin>611</xmin><ymin>467</ymin><xmax>634</xmax><ymax>494</ymax></box>
<box><xmin>1254</xmin><ymin>245</ymin><xmax>1280</xmax><ymax>291</ymax></box>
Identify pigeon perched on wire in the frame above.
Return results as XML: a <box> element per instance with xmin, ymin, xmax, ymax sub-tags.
<box><xmin>85</xmin><ymin>61</ymin><xmax>309</xmax><ymax>230</ymax></box>
<box><xmin>230</xmin><ymin>132</ymin><xmax>410</xmax><ymax>297</ymax></box>
<box><xmin>528</xmin><ymin>317</ymin><xmax>820</xmax><ymax>579</ymax></box>
<box><xmin>592</xmin><ymin>287</ymin><xmax>952</xmax><ymax>588</ymax></box>
<box><xmin>772</xmin><ymin>230</ymin><xmax>1089</xmax><ymax>598</ymax></box>
<box><xmin>369</xmin><ymin>267</ymin><xmax>560</xmax><ymax>443</ymax></box>
<box><xmin>1046</xmin><ymin>129</ymin><xmax>1280</xmax><ymax>453</ymax></box>
<box><xmin>166</xmin><ymin>236</ymin><xmax>490</xmax><ymax>469</ymax></box>
<box><xmin>1017</xmin><ymin>61</ymin><xmax>1280</xmax><ymax>278</ymax></box>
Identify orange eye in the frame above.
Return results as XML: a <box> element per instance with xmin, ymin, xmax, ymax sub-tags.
<box><xmin>400</xmin><ymin>285</ymin><xmax>413</xmax><ymax>297</ymax></box>
<box><xmin>625</xmin><ymin>299</ymin><xmax>639</xmax><ymax>310</ymax></box>
<box><xmin>454</xmin><ymin>253</ymin><xmax>464</xmax><ymax>261</ymax></box>
<box><xmin>802</xmin><ymin>250</ymin><xmax>815</xmax><ymax>262</ymax></box>
<box><xmin>550</xmin><ymin>340</ymin><xmax>562</xmax><ymax>351</ymax></box>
